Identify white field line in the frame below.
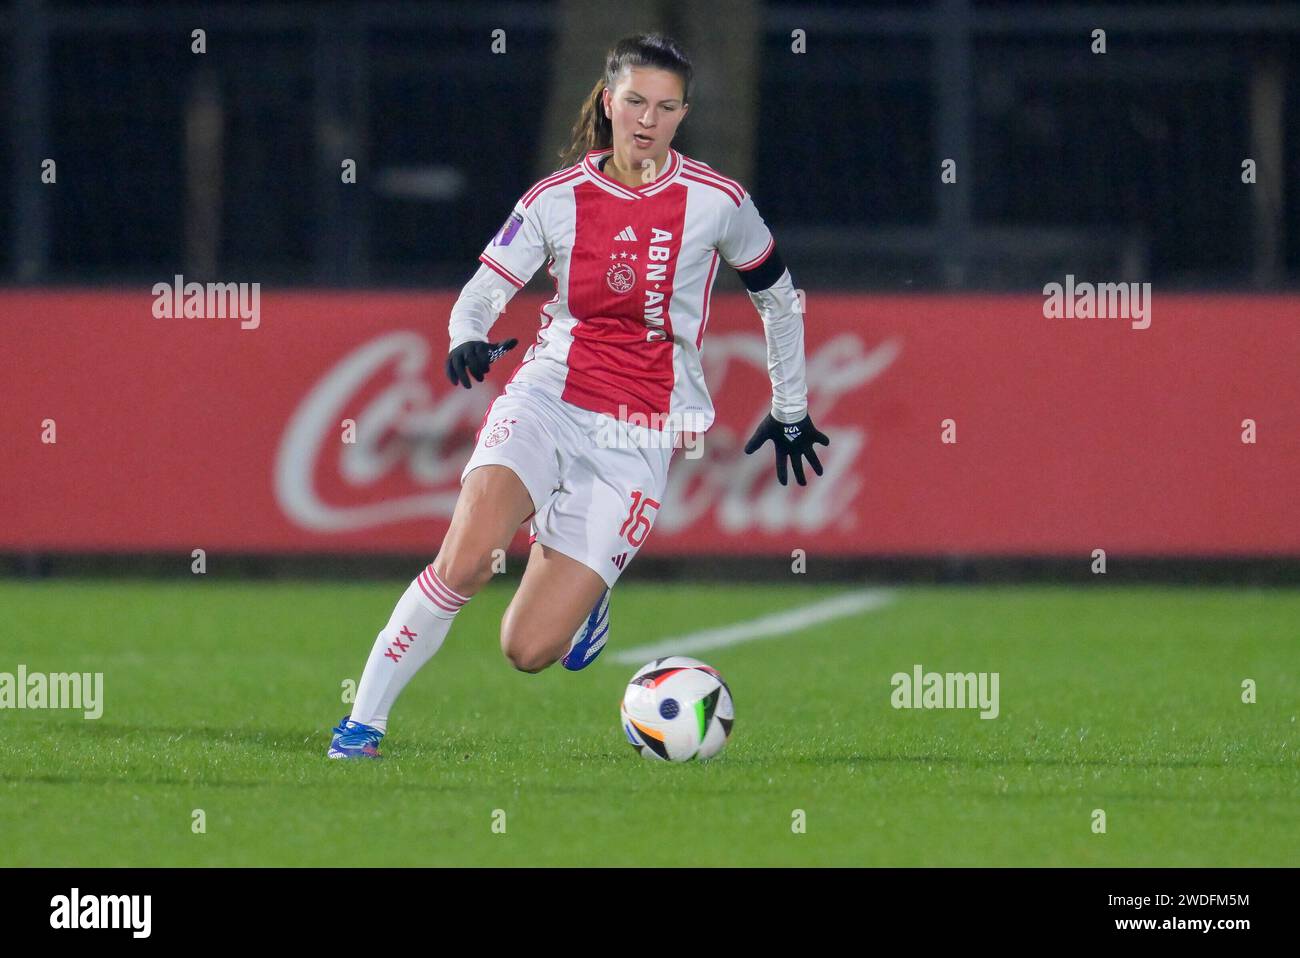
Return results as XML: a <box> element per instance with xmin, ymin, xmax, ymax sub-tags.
<box><xmin>609</xmin><ymin>589</ymin><xmax>897</xmax><ymax>664</ymax></box>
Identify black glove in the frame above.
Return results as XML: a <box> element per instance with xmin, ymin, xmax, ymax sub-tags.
<box><xmin>445</xmin><ymin>338</ymin><xmax>518</xmax><ymax>389</ymax></box>
<box><xmin>743</xmin><ymin>412</ymin><xmax>829</xmax><ymax>487</ymax></box>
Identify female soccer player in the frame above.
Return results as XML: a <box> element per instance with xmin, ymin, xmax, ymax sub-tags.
<box><xmin>330</xmin><ymin>33</ymin><xmax>829</xmax><ymax>758</ymax></box>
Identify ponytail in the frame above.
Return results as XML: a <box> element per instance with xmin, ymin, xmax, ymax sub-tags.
<box><xmin>560</xmin><ymin>78</ymin><xmax>614</xmax><ymax>169</ymax></box>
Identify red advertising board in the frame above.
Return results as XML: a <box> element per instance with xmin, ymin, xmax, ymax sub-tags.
<box><xmin>3</xmin><ymin>290</ymin><xmax>1298</xmax><ymax>556</ymax></box>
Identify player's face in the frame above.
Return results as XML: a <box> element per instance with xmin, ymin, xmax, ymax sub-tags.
<box><xmin>604</xmin><ymin>67</ymin><xmax>689</xmax><ymax>171</ymax></box>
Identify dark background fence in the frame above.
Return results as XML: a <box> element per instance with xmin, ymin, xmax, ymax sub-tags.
<box><xmin>5</xmin><ymin>0</ymin><xmax>1299</xmax><ymax>290</ymax></box>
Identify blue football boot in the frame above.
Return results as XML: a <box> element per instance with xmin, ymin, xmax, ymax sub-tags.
<box><xmin>562</xmin><ymin>589</ymin><xmax>610</xmax><ymax>671</ymax></box>
<box><xmin>327</xmin><ymin>714</ymin><xmax>384</xmax><ymax>759</ymax></box>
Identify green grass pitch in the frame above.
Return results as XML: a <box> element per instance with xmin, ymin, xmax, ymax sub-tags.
<box><xmin>1</xmin><ymin>579</ymin><xmax>1296</xmax><ymax>866</ymax></box>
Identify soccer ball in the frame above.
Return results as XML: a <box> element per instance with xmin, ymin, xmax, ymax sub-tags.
<box><xmin>620</xmin><ymin>656</ymin><xmax>734</xmax><ymax>762</ymax></box>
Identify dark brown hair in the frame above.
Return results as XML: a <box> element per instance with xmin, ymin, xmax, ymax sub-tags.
<box><xmin>558</xmin><ymin>34</ymin><xmax>693</xmax><ymax>169</ymax></box>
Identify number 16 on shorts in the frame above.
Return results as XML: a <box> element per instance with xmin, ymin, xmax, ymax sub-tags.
<box><xmin>619</xmin><ymin>491</ymin><xmax>660</xmax><ymax>548</ymax></box>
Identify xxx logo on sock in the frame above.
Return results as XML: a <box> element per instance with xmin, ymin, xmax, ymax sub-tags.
<box><xmin>384</xmin><ymin>625</ymin><xmax>418</xmax><ymax>662</ymax></box>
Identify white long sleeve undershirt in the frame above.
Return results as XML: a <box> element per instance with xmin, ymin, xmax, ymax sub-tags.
<box><xmin>447</xmin><ymin>264</ymin><xmax>518</xmax><ymax>351</ymax></box>
<box><xmin>747</xmin><ymin>268</ymin><xmax>809</xmax><ymax>424</ymax></box>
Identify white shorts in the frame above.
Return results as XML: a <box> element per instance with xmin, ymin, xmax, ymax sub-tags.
<box><xmin>460</xmin><ymin>377</ymin><xmax>679</xmax><ymax>589</ymax></box>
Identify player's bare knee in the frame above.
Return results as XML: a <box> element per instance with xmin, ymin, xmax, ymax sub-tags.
<box><xmin>499</xmin><ymin>615</ymin><xmax>557</xmax><ymax>674</ymax></box>
<box><xmin>500</xmin><ymin>630</ymin><xmax>553</xmax><ymax>673</ymax></box>
<box><xmin>432</xmin><ymin>548</ymin><xmax>494</xmax><ymax>598</ymax></box>
<box><xmin>503</xmin><ymin>644</ymin><xmax>553</xmax><ymax>674</ymax></box>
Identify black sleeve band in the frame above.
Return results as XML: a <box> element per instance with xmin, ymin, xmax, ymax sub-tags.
<box><xmin>737</xmin><ymin>247</ymin><xmax>787</xmax><ymax>293</ymax></box>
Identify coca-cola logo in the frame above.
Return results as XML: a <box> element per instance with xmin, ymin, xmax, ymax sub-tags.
<box><xmin>656</xmin><ymin>332</ymin><xmax>899</xmax><ymax>536</ymax></box>
<box><xmin>274</xmin><ymin>331</ymin><xmax>479</xmax><ymax>532</ymax></box>
<box><xmin>274</xmin><ymin>329</ymin><xmax>899</xmax><ymax>535</ymax></box>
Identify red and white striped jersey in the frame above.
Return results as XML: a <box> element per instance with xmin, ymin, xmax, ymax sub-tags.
<box><xmin>456</xmin><ymin>147</ymin><xmax>794</xmax><ymax>432</ymax></box>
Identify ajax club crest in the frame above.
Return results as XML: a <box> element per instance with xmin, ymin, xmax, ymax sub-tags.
<box><xmin>606</xmin><ymin>262</ymin><xmax>636</xmax><ymax>295</ymax></box>
<box><xmin>484</xmin><ymin>418</ymin><xmax>517</xmax><ymax>449</ymax></box>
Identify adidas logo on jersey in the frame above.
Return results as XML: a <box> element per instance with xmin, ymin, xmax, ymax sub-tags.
<box><xmin>610</xmin><ymin>552</ymin><xmax>628</xmax><ymax>569</ymax></box>
<box><xmin>613</xmin><ymin>226</ymin><xmax>638</xmax><ymax>242</ymax></box>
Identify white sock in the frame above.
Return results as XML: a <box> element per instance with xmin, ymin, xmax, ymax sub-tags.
<box><xmin>350</xmin><ymin>564</ymin><xmax>470</xmax><ymax>733</ymax></box>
